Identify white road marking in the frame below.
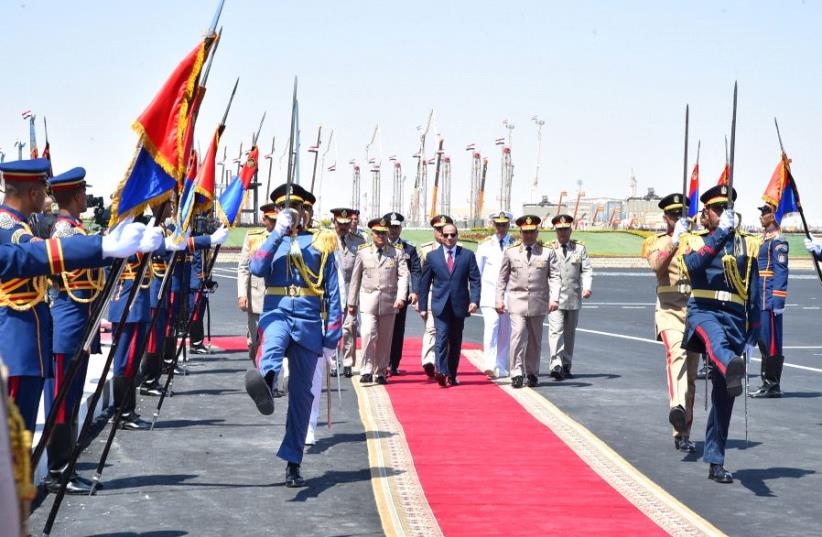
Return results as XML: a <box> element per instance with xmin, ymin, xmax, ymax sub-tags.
<box><xmin>539</xmin><ymin>325</ymin><xmax>822</xmax><ymax>374</ymax></box>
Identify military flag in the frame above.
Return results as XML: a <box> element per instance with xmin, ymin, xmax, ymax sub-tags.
<box><xmin>716</xmin><ymin>163</ymin><xmax>729</xmax><ymax>186</ymax></box>
<box><xmin>762</xmin><ymin>158</ymin><xmax>799</xmax><ymax>225</ymax></box>
<box><xmin>687</xmin><ymin>162</ymin><xmax>699</xmax><ymax>218</ymax></box>
<box><xmin>217</xmin><ymin>145</ymin><xmax>258</xmax><ymax>227</ymax></box>
<box><xmin>179</xmin><ymin>126</ymin><xmax>220</xmax><ymax>232</ymax></box>
<box><xmin>109</xmin><ymin>40</ymin><xmax>211</xmax><ymax>225</ymax></box>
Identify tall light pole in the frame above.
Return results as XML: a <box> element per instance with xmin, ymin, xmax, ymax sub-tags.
<box><xmin>531</xmin><ymin>115</ymin><xmax>545</xmax><ymax>204</ymax></box>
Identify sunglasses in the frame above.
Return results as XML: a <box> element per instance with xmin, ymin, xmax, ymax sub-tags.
<box><xmin>442</xmin><ymin>232</ymin><xmax>457</xmax><ymax>238</ymax></box>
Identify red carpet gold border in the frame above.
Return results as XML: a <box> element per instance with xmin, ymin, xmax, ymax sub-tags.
<box><xmin>461</xmin><ymin>349</ymin><xmax>726</xmax><ymax>537</ymax></box>
<box><xmin>353</xmin><ymin>377</ymin><xmax>443</xmax><ymax>537</ymax></box>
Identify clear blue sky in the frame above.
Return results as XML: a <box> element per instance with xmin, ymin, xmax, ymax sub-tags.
<box><xmin>1</xmin><ymin>0</ymin><xmax>821</xmax><ymax>226</ymax></box>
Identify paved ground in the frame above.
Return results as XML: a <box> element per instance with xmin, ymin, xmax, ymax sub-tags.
<box><xmin>29</xmin><ymin>263</ymin><xmax>822</xmax><ymax>536</ymax></box>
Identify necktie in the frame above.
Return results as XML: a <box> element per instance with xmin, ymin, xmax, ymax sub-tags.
<box><xmin>377</xmin><ymin>247</ymin><xmax>383</xmax><ymax>261</ymax></box>
<box><xmin>562</xmin><ymin>244</ymin><xmax>567</xmax><ymax>258</ymax></box>
<box><xmin>341</xmin><ymin>236</ymin><xmax>346</xmax><ymax>249</ymax></box>
<box><xmin>526</xmin><ymin>245</ymin><xmax>532</xmax><ymax>261</ymax></box>
<box><xmin>447</xmin><ymin>249</ymin><xmax>454</xmax><ymax>273</ymax></box>
<box><xmin>499</xmin><ymin>239</ymin><xmax>504</xmax><ymax>251</ymax></box>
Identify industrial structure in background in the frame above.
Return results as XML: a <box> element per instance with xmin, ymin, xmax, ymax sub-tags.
<box><xmin>466</xmin><ymin>145</ymin><xmax>482</xmax><ymax>227</ymax></box>
<box><xmin>498</xmin><ymin>119</ymin><xmax>515</xmax><ymax>212</ymax></box>
<box><xmin>390</xmin><ymin>155</ymin><xmax>403</xmax><ymax>213</ymax></box>
<box><xmin>366</xmin><ymin>124</ymin><xmax>382</xmax><ymax>219</ymax></box>
<box><xmin>409</xmin><ymin>109</ymin><xmax>434</xmax><ymax>226</ymax></box>
<box><xmin>350</xmin><ymin>159</ymin><xmax>360</xmax><ymax>210</ymax></box>
<box><xmin>440</xmin><ymin>155</ymin><xmax>451</xmax><ymax>216</ymax></box>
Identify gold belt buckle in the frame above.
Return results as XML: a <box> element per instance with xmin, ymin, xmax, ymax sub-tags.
<box><xmin>287</xmin><ymin>284</ymin><xmax>299</xmax><ymax>297</ymax></box>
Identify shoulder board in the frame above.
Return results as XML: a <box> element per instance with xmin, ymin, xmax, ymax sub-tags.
<box><xmin>656</xmin><ymin>232</ymin><xmax>667</xmax><ymax>238</ymax></box>
<box><xmin>641</xmin><ymin>235</ymin><xmax>656</xmax><ymax>258</ymax></box>
<box><xmin>358</xmin><ymin>242</ymin><xmax>370</xmax><ymax>250</ymax></box>
<box><xmin>421</xmin><ymin>241</ymin><xmax>433</xmax><ymax>248</ymax></box>
<box><xmin>248</xmin><ymin>229</ymin><xmax>266</xmax><ymax>235</ymax></box>
<box><xmin>506</xmin><ymin>241</ymin><xmax>521</xmax><ymax>250</ymax></box>
<box><xmin>694</xmin><ymin>229</ymin><xmax>709</xmax><ymax>236</ymax></box>
<box><xmin>0</xmin><ymin>211</ymin><xmax>17</xmax><ymax>230</ymax></box>
<box><xmin>480</xmin><ymin>236</ymin><xmax>495</xmax><ymax>244</ymax></box>
<box><xmin>775</xmin><ymin>242</ymin><xmax>788</xmax><ymax>252</ymax></box>
<box><xmin>310</xmin><ymin>228</ymin><xmax>338</xmax><ymax>254</ymax></box>
<box><xmin>574</xmin><ymin>240</ymin><xmax>585</xmax><ymax>246</ymax></box>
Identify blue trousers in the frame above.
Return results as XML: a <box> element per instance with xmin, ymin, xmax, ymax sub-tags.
<box><xmin>257</xmin><ymin>312</ymin><xmax>319</xmax><ymax>464</ymax></box>
<box><xmin>112</xmin><ymin>322</ymin><xmax>149</xmax><ymax>378</ymax></box>
<box><xmin>434</xmin><ymin>304</ymin><xmax>465</xmax><ymax>378</ymax></box>
<box><xmin>7</xmin><ymin>375</ymin><xmax>44</xmax><ymax>432</ymax></box>
<box><xmin>704</xmin><ymin>367</ymin><xmax>736</xmax><ymax>465</ymax></box>
<box><xmin>43</xmin><ymin>352</ymin><xmax>89</xmax><ymax>470</ymax></box>
<box><xmin>757</xmin><ymin>309</ymin><xmax>783</xmax><ymax>357</ymax></box>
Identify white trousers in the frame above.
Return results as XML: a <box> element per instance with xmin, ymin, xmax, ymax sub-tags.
<box><xmin>306</xmin><ymin>356</ymin><xmax>324</xmax><ymax>445</ymax></box>
<box><xmin>421</xmin><ymin>309</ymin><xmax>436</xmax><ymax>366</ymax></box>
<box><xmin>481</xmin><ymin>307</ymin><xmax>511</xmax><ymax>375</ymax></box>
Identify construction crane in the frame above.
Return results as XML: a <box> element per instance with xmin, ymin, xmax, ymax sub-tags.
<box><xmin>531</xmin><ymin>115</ymin><xmax>545</xmax><ymax>204</ymax></box>
<box><xmin>409</xmin><ymin>109</ymin><xmax>434</xmax><ymax>226</ymax></box>
<box><xmin>350</xmin><ymin>160</ymin><xmax>360</xmax><ymax>209</ymax></box>
<box><xmin>555</xmin><ymin>190</ymin><xmax>568</xmax><ymax>218</ymax></box>
<box><xmin>466</xmin><ymin>144</ymin><xmax>480</xmax><ymax>226</ymax></box>
<box><xmin>365</xmin><ymin>124</ymin><xmax>381</xmax><ymax>219</ymax></box>
<box><xmin>500</xmin><ymin>146</ymin><xmax>513</xmax><ymax>212</ymax></box>
<box><xmin>440</xmin><ymin>155</ymin><xmax>451</xmax><ymax>216</ymax></box>
<box><xmin>572</xmin><ymin>190</ymin><xmax>585</xmax><ymax>229</ymax></box>
<box><xmin>317</xmin><ymin>129</ymin><xmax>335</xmax><ymax>217</ymax></box>
<box><xmin>389</xmin><ymin>155</ymin><xmax>402</xmax><ymax>213</ymax></box>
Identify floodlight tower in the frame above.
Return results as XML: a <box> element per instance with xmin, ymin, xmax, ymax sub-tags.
<box><xmin>531</xmin><ymin>115</ymin><xmax>545</xmax><ymax>204</ymax></box>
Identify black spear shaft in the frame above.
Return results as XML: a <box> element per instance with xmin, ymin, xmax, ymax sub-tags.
<box><xmin>727</xmin><ymin>82</ymin><xmax>737</xmax><ymax>212</ymax></box>
<box><xmin>682</xmin><ymin>104</ymin><xmax>689</xmax><ymax>204</ymax></box>
<box><xmin>151</xmin><ymin>244</ymin><xmax>223</xmax><ymax>427</ymax></box>
<box><xmin>30</xmin><ymin>258</ymin><xmax>125</xmax><ymax>469</ymax></box>
<box><xmin>309</xmin><ymin>126</ymin><xmax>322</xmax><ymax>192</ymax></box>
<box><xmin>42</xmin><ymin>253</ymin><xmax>152</xmax><ymax>536</ymax></box>
<box><xmin>87</xmin><ymin>250</ymin><xmax>182</xmax><ymax>494</ymax></box>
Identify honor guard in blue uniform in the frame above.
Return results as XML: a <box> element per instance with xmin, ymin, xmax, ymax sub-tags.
<box><xmin>0</xmin><ymin>235</ymin><xmax>112</xmax><ymax>280</ymax></box>
<box><xmin>43</xmin><ymin>167</ymin><xmax>103</xmax><ymax>494</ymax></box>
<box><xmin>384</xmin><ymin>212</ymin><xmax>421</xmax><ymax>376</ymax></box>
<box><xmin>750</xmin><ymin>202</ymin><xmax>789</xmax><ymax>398</ymax></box>
<box><xmin>0</xmin><ymin>159</ymin><xmax>61</xmax><ymax>433</ymax></box>
<box><xmin>245</xmin><ymin>182</ymin><xmax>342</xmax><ymax>487</ymax></box>
<box><xmin>677</xmin><ymin>184</ymin><xmax>761</xmax><ymax>484</ymax></box>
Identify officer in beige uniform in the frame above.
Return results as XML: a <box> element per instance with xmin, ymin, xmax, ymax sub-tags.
<box><xmin>417</xmin><ymin>214</ymin><xmax>451</xmax><ymax>377</ymax></box>
<box><xmin>348</xmin><ymin>218</ymin><xmax>409</xmax><ymax>384</ymax></box>
<box><xmin>496</xmin><ymin>215</ymin><xmax>561</xmax><ymax>388</ymax></box>
<box><xmin>330</xmin><ymin>207</ymin><xmax>366</xmax><ymax>377</ymax></box>
<box><xmin>238</xmin><ymin>203</ymin><xmax>276</xmax><ymax>363</ymax></box>
<box><xmin>643</xmin><ymin>193</ymin><xmax>698</xmax><ymax>453</ymax></box>
<box><xmin>547</xmin><ymin>214</ymin><xmax>593</xmax><ymax>380</ymax></box>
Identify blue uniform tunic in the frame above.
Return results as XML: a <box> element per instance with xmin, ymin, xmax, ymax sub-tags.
<box><xmin>756</xmin><ymin>230</ymin><xmax>788</xmax><ymax>357</ymax></box>
<box><xmin>681</xmin><ymin>226</ymin><xmax>761</xmax><ymax>465</ymax></box>
<box><xmin>250</xmin><ymin>228</ymin><xmax>342</xmax><ymax>463</ymax></box>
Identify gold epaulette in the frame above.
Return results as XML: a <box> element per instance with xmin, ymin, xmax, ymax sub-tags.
<box><xmin>311</xmin><ymin>228</ymin><xmax>338</xmax><ymax>255</ymax></box>
<box><xmin>506</xmin><ymin>241</ymin><xmax>521</xmax><ymax>250</ymax></box>
<box><xmin>641</xmin><ymin>235</ymin><xmax>656</xmax><ymax>258</ymax></box>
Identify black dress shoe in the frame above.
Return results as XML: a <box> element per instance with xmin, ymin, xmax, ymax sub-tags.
<box><xmin>423</xmin><ymin>363</ymin><xmax>436</xmax><ymax>378</ymax></box>
<box><xmin>359</xmin><ymin>374</ymin><xmax>373</xmax><ymax>384</ymax></box>
<box><xmin>343</xmin><ymin>366</ymin><xmax>353</xmax><ymax>378</ymax></box>
<box><xmin>674</xmin><ymin>436</ymin><xmax>696</xmax><ymax>453</ymax></box>
<box><xmin>390</xmin><ymin>367</ymin><xmax>400</xmax><ymax>376</ymax></box>
<box><xmin>435</xmin><ymin>373</ymin><xmax>447</xmax><ymax>387</ymax></box>
<box><xmin>44</xmin><ymin>473</ymin><xmax>92</xmax><ymax>495</ymax></box>
<box><xmin>447</xmin><ymin>377</ymin><xmax>459</xmax><ymax>387</ymax></box>
<box><xmin>272</xmin><ymin>388</ymin><xmax>284</xmax><ymax>398</ymax></box>
<box><xmin>749</xmin><ymin>381</ymin><xmax>782</xmax><ymax>398</ymax></box>
<box><xmin>708</xmin><ymin>463</ymin><xmax>733</xmax><ymax>484</ymax></box>
<box><xmin>120</xmin><ymin>413</ymin><xmax>151</xmax><ymax>431</ymax></box>
<box><xmin>668</xmin><ymin>405</ymin><xmax>688</xmax><ymax>434</ymax></box>
<box><xmin>285</xmin><ymin>462</ymin><xmax>306</xmax><ymax>488</ymax></box>
<box><xmin>190</xmin><ymin>343</ymin><xmax>210</xmax><ymax>355</ymax></box>
<box><xmin>330</xmin><ymin>368</ymin><xmax>338</xmax><ymax>378</ymax></box>
<box><xmin>139</xmin><ymin>382</ymin><xmax>165</xmax><ymax>397</ymax></box>
<box><xmin>511</xmin><ymin>375</ymin><xmax>524</xmax><ymax>389</ymax></box>
<box><xmin>527</xmin><ymin>374</ymin><xmax>538</xmax><ymax>388</ymax></box>
<box><xmin>245</xmin><ymin>369</ymin><xmax>275</xmax><ymax>415</ymax></box>
<box><xmin>562</xmin><ymin>365</ymin><xmax>573</xmax><ymax>379</ymax></box>
<box><xmin>725</xmin><ymin>356</ymin><xmax>745</xmax><ymax>397</ymax></box>
<box><xmin>376</xmin><ymin>376</ymin><xmax>388</xmax><ymax>385</ymax></box>
<box><xmin>550</xmin><ymin>365</ymin><xmax>565</xmax><ymax>381</ymax></box>
<box><xmin>70</xmin><ymin>472</ymin><xmax>102</xmax><ymax>489</ymax></box>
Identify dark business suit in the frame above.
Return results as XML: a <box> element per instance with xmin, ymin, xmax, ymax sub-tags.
<box><xmin>419</xmin><ymin>245</ymin><xmax>481</xmax><ymax>379</ymax></box>
<box><xmin>389</xmin><ymin>239</ymin><xmax>422</xmax><ymax>371</ymax></box>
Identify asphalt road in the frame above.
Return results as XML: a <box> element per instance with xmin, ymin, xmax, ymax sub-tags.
<box><xmin>29</xmin><ymin>264</ymin><xmax>822</xmax><ymax>537</ymax></box>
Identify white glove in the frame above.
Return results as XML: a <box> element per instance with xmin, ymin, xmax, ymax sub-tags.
<box><xmin>102</xmin><ymin>219</ymin><xmax>144</xmax><ymax>258</ymax></box>
<box><xmin>804</xmin><ymin>237</ymin><xmax>822</xmax><ymax>256</ymax></box>
<box><xmin>209</xmin><ymin>225</ymin><xmax>229</xmax><ymax>246</ymax></box>
<box><xmin>164</xmin><ymin>235</ymin><xmax>187</xmax><ymax>252</ymax></box>
<box><xmin>671</xmin><ymin>218</ymin><xmax>689</xmax><ymax>247</ymax></box>
<box><xmin>718</xmin><ymin>210</ymin><xmax>735</xmax><ymax>231</ymax></box>
<box><xmin>275</xmin><ymin>210</ymin><xmax>294</xmax><ymax>236</ymax></box>
<box><xmin>773</xmin><ymin>307</ymin><xmax>785</xmax><ymax>316</ymax></box>
<box><xmin>322</xmin><ymin>347</ymin><xmax>336</xmax><ymax>366</ymax></box>
<box><xmin>138</xmin><ymin>218</ymin><xmax>164</xmax><ymax>253</ymax></box>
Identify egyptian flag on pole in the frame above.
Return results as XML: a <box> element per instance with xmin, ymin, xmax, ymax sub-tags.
<box><xmin>716</xmin><ymin>163</ymin><xmax>729</xmax><ymax>186</ymax></box>
<box><xmin>217</xmin><ymin>145</ymin><xmax>258</xmax><ymax>227</ymax></box>
<box><xmin>687</xmin><ymin>162</ymin><xmax>699</xmax><ymax>218</ymax></box>
<box><xmin>109</xmin><ymin>40</ymin><xmax>209</xmax><ymax>226</ymax></box>
<box><xmin>179</xmin><ymin>125</ymin><xmax>220</xmax><ymax>233</ymax></box>
<box><xmin>762</xmin><ymin>158</ymin><xmax>799</xmax><ymax>225</ymax></box>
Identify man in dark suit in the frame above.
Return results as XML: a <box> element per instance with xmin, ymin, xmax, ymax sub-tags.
<box><xmin>384</xmin><ymin>212</ymin><xmax>422</xmax><ymax>376</ymax></box>
<box><xmin>419</xmin><ymin>223</ymin><xmax>481</xmax><ymax>387</ymax></box>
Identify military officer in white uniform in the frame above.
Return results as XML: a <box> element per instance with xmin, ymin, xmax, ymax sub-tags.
<box><xmin>496</xmin><ymin>215</ymin><xmax>561</xmax><ymax>388</ymax></box>
<box><xmin>347</xmin><ymin>218</ymin><xmax>409</xmax><ymax>384</ymax></box>
<box><xmin>547</xmin><ymin>214</ymin><xmax>593</xmax><ymax>380</ymax></box>
<box><xmin>238</xmin><ymin>203</ymin><xmax>276</xmax><ymax>363</ymax></box>
<box><xmin>330</xmin><ymin>208</ymin><xmax>366</xmax><ymax>377</ymax></box>
<box><xmin>476</xmin><ymin>211</ymin><xmax>514</xmax><ymax>378</ymax></box>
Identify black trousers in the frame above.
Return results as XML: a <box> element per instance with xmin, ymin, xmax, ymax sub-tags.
<box><xmin>389</xmin><ymin>303</ymin><xmax>409</xmax><ymax>369</ymax></box>
<box><xmin>434</xmin><ymin>303</ymin><xmax>465</xmax><ymax>378</ymax></box>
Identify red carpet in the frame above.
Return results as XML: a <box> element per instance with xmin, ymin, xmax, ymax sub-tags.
<box><xmin>384</xmin><ymin>338</ymin><xmax>667</xmax><ymax>536</ymax></box>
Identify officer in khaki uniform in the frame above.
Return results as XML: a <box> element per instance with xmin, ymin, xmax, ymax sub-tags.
<box><xmin>496</xmin><ymin>215</ymin><xmax>561</xmax><ymax>388</ymax></box>
<box><xmin>348</xmin><ymin>218</ymin><xmax>409</xmax><ymax>384</ymax></box>
<box><xmin>417</xmin><ymin>214</ymin><xmax>451</xmax><ymax>377</ymax></box>
<box><xmin>547</xmin><ymin>214</ymin><xmax>593</xmax><ymax>380</ymax></box>
<box><xmin>330</xmin><ymin>207</ymin><xmax>366</xmax><ymax>377</ymax></box>
<box><xmin>238</xmin><ymin>203</ymin><xmax>276</xmax><ymax>363</ymax></box>
<box><xmin>643</xmin><ymin>193</ymin><xmax>699</xmax><ymax>453</ymax></box>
